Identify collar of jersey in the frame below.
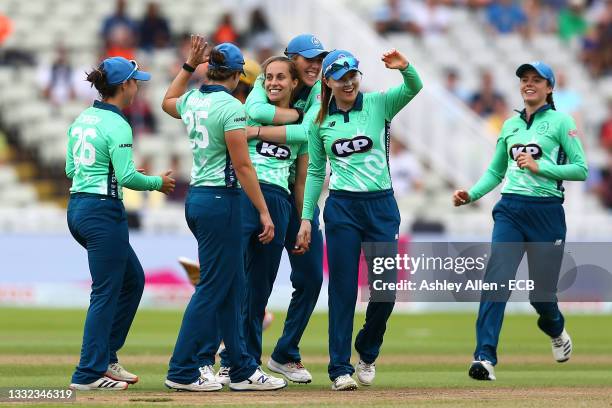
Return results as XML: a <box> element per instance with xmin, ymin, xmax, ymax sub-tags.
<box><xmin>293</xmin><ymin>84</ymin><xmax>313</xmax><ymax>105</ymax></box>
<box><xmin>515</xmin><ymin>103</ymin><xmax>552</xmax><ymax>128</ymax></box>
<box><xmin>328</xmin><ymin>92</ymin><xmax>364</xmax><ymax>116</ymax></box>
<box><xmin>93</xmin><ymin>100</ymin><xmax>128</xmax><ymax>122</ymax></box>
<box><xmin>199</xmin><ymin>84</ymin><xmax>232</xmax><ymax>94</ymax></box>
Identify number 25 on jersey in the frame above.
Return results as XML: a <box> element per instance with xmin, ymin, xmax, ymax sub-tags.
<box><xmin>184</xmin><ymin>111</ymin><xmax>210</xmax><ymax>149</ymax></box>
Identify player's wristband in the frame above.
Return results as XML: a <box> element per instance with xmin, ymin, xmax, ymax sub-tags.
<box><xmin>295</xmin><ymin>108</ymin><xmax>304</xmax><ymax>123</ymax></box>
<box><xmin>182</xmin><ymin>63</ymin><xmax>196</xmax><ymax>73</ymax></box>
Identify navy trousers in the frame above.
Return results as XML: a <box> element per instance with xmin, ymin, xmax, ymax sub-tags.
<box><xmin>167</xmin><ymin>187</ymin><xmax>257</xmax><ymax>383</ymax></box>
<box><xmin>67</xmin><ymin>193</ymin><xmax>145</xmax><ymax>384</ymax></box>
<box><xmin>324</xmin><ymin>189</ymin><xmax>400</xmax><ymax>381</ymax></box>
<box><xmin>475</xmin><ymin>194</ymin><xmax>567</xmax><ymax>365</ymax></box>
<box><xmin>271</xmin><ymin>194</ymin><xmax>324</xmax><ymax>364</ymax></box>
<box><xmin>218</xmin><ymin>183</ymin><xmax>291</xmax><ymax>367</ymax></box>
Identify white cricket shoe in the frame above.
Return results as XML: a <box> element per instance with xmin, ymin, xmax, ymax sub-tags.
<box><xmin>105</xmin><ymin>362</ymin><xmax>138</xmax><ymax>384</ymax></box>
<box><xmin>164</xmin><ymin>375</ymin><xmax>222</xmax><ymax>392</ymax></box>
<box><xmin>551</xmin><ymin>329</ymin><xmax>572</xmax><ymax>363</ymax></box>
<box><xmin>468</xmin><ymin>360</ymin><xmax>496</xmax><ymax>381</ymax></box>
<box><xmin>331</xmin><ymin>374</ymin><xmax>358</xmax><ymax>391</ymax></box>
<box><xmin>355</xmin><ymin>360</ymin><xmax>375</xmax><ymax>385</ymax></box>
<box><xmin>199</xmin><ymin>365</ymin><xmax>217</xmax><ymax>384</ymax></box>
<box><xmin>267</xmin><ymin>358</ymin><xmax>312</xmax><ymax>383</ymax></box>
<box><xmin>70</xmin><ymin>376</ymin><xmax>128</xmax><ymax>391</ymax></box>
<box><xmin>229</xmin><ymin>367</ymin><xmax>287</xmax><ymax>391</ymax></box>
<box><xmin>215</xmin><ymin>366</ymin><xmax>230</xmax><ymax>385</ymax></box>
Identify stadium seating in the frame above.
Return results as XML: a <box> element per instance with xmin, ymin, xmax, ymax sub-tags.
<box><xmin>0</xmin><ymin>0</ymin><xmax>610</xmax><ymax>238</ymax></box>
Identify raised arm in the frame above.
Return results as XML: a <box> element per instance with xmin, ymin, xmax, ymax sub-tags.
<box><xmin>162</xmin><ymin>35</ymin><xmax>209</xmax><ymax>119</ymax></box>
<box><xmin>381</xmin><ymin>49</ymin><xmax>424</xmax><ymax>121</ymax></box>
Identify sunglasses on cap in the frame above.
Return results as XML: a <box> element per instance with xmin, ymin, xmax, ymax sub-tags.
<box><xmin>324</xmin><ymin>57</ymin><xmax>360</xmax><ymax>78</ymax></box>
<box><xmin>122</xmin><ymin>60</ymin><xmax>139</xmax><ymax>83</ymax></box>
<box><xmin>100</xmin><ymin>59</ymin><xmax>139</xmax><ymax>84</ymax></box>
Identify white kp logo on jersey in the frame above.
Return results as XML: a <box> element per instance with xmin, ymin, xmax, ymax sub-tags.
<box><xmin>332</xmin><ymin>136</ymin><xmax>373</xmax><ymax>157</ymax></box>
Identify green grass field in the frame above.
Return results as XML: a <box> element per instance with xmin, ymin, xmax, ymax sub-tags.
<box><xmin>1</xmin><ymin>308</ymin><xmax>611</xmax><ymax>407</ymax></box>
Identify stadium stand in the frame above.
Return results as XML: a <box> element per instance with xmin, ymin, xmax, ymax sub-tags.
<box><xmin>0</xmin><ymin>0</ymin><xmax>610</xmax><ymax>238</ymax></box>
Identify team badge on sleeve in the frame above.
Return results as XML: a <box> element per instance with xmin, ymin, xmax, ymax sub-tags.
<box><xmin>568</xmin><ymin>129</ymin><xmax>578</xmax><ymax>138</ymax></box>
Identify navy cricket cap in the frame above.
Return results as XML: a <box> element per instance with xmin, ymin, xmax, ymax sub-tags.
<box><xmin>209</xmin><ymin>43</ymin><xmax>245</xmax><ymax>74</ymax></box>
<box><xmin>284</xmin><ymin>34</ymin><xmax>327</xmax><ymax>59</ymax></box>
<box><xmin>322</xmin><ymin>50</ymin><xmax>360</xmax><ymax>80</ymax></box>
<box><xmin>516</xmin><ymin>61</ymin><xmax>555</xmax><ymax>88</ymax></box>
<box><xmin>102</xmin><ymin>57</ymin><xmax>151</xmax><ymax>85</ymax></box>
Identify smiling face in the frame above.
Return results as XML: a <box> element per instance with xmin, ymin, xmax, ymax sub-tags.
<box><xmin>326</xmin><ymin>70</ymin><xmax>361</xmax><ymax>108</ymax></box>
<box><xmin>265</xmin><ymin>60</ymin><xmax>298</xmax><ymax>107</ymax></box>
<box><xmin>293</xmin><ymin>55</ymin><xmax>323</xmax><ymax>87</ymax></box>
<box><xmin>520</xmin><ymin>69</ymin><xmax>552</xmax><ymax>108</ymax></box>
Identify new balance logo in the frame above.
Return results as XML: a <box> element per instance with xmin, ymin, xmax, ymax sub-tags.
<box><xmin>257</xmin><ymin>375</ymin><xmax>268</xmax><ymax>384</ymax></box>
<box><xmin>328</xmin><ymin>121</ymin><xmax>336</xmax><ymax>127</ymax></box>
<box><xmin>256</xmin><ymin>142</ymin><xmax>291</xmax><ymax>160</ymax></box>
<box><xmin>331</xmin><ymin>136</ymin><xmax>373</xmax><ymax>157</ymax></box>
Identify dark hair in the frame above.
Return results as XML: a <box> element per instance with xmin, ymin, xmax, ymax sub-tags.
<box><xmin>86</xmin><ymin>66</ymin><xmax>120</xmax><ymax>99</ymax></box>
<box><xmin>546</xmin><ymin>91</ymin><xmax>556</xmax><ymax>110</ymax></box>
<box><xmin>206</xmin><ymin>48</ymin><xmax>239</xmax><ymax>81</ymax></box>
<box><xmin>316</xmin><ymin>79</ymin><xmax>332</xmax><ymax>125</ymax></box>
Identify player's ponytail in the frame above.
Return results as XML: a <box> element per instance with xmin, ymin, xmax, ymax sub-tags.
<box><xmin>207</xmin><ymin>48</ymin><xmax>236</xmax><ymax>81</ymax></box>
<box><xmin>316</xmin><ymin>79</ymin><xmax>331</xmax><ymax>125</ymax></box>
<box><xmin>546</xmin><ymin>92</ymin><xmax>556</xmax><ymax>111</ymax></box>
<box><xmin>86</xmin><ymin>66</ymin><xmax>119</xmax><ymax>99</ymax></box>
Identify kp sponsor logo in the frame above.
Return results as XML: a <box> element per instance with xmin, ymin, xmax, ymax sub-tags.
<box><xmin>256</xmin><ymin>141</ymin><xmax>291</xmax><ymax>160</ymax></box>
<box><xmin>509</xmin><ymin>143</ymin><xmax>543</xmax><ymax>160</ymax></box>
<box><xmin>331</xmin><ymin>135</ymin><xmax>373</xmax><ymax>157</ymax></box>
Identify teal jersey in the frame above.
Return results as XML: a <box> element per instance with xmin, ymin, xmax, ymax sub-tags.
<box><xmin>247</xmin><ymin>114</ymin><xmax>307</xmax><ymax>193</ymax></box>
<box><xmin>176</xmin><ymin>85</ymin><xmax>247</xmax><ymax>187</ymax></box>
<box><xmin>245</xmin><ymin>78</ymin><xmax>321</xmax><ymax>189</ymax></box>
<box><xmin>468</xmin><ymin>106</ymin><xmax>588</xmax><ymax>202</ymax></box>
<box><xmin>288</xmin><ymin>90</ymin><xmax>320</xmax><ymax>187</ymax></box>
<box><xmin>245</xmin><ymin>76</ymin><xmax>321</xmax><ymax>125</ymax></box>
<box><xmin>302</xmin><ymin>65</ymin><xmax>423</xmax><ymax>220</ymax></box>
<box><xmin>65</xmin><ymin>101</ymin><xmax>162</xmax><ymax>199</ymax></box>
<box><xmin>288</xmin><ymin>142</ymin><xmax>309</xmax><ymax>187</ymax></box>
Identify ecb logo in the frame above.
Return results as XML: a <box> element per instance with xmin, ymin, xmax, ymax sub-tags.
<box><xmin>312</xmin><ymin>37</ymin><xmax>321</xmax><ymax>46</ymax></box>
<box><xmin>509</xmin><ymin>143</ymin><xmax>543</xmax><ymax>160</ymax></box>
<box><xmin>332</xmin><ymin>136</ymin><xmax>373</xmax><ymax>157</ymax></box>
<box><xmin>256</xmin><ymin>142</ymin><xmax>291</xmax><ymax>160</ymax></box>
